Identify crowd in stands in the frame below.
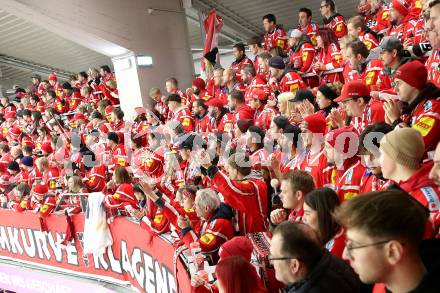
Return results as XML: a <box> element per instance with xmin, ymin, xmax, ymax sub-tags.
<box><xmin>0</xmin><ymin>0</ymin><xmax>440</xmax><ymax>292</ymax></box>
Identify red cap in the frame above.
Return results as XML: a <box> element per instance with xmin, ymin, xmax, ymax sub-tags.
<box><xmin>41</xmin><ymin>141</ymin><xmax>53</xmax><ymax>154</ymax></box>
<box><xmin>219</xmin><ymin>236</ymin><xmax>253</xmax><ymax>261</ymax></box>
<box><xmin>391</xmin><ymin>0</ymin><xmax>410</xmax><ymax>16</ymax></box>
<box><xmin>48</xmin><ymin>73</ymin><xmax>57</xmax><ymax>81</ymax></box>
<box><xmin>250</xmin><ymin>88</ymin><xmax>268</xmax><ymax>101</ymax></box>
<box><xmin>32</xmin><ymin>184</ymin><xmax>48</xmax><ymax>197</ymax></box>
<box><xmin>192</xmin><ymin>77</ymin><xmax>206</xmax><ymax>91</ymax></box>
<box><xmin>334</xmin><ymin>80</ymin><xmax>370</xmax><ymax>103</ymax></box>
<box><xmin>394</xmin><ymin>61</ymin><xmax>428</xmax><ymax>90</ymax></box>
<box><xmin>326</xmin><ymin>126</ymin><xmax>359</xmax><ymax>154</ymax></box>
<box><xmin>205</xmin><ymin>97</ymin><xmax>225</xmax><ymax>109</ymax></box>
<box><xmin>304</xmin><ymin>113</ymin><xmax>327</xmax><ymax>134</ymax></box>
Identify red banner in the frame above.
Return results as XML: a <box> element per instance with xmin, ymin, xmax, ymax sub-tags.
<box><xmin>201</xmin><ymin>9</ymin><xmax>223</xmax><ymax>72</ymax></box>
<box><xmin>0</xmin><ymin>210</ymin><xmax>191</xmax><ymax>293</ymax></box>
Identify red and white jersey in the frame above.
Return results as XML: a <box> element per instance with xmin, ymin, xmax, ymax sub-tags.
<box><xmin>194</xmin><ymin>114</ymin><xmax>211</xmax><ymax>133</ymax></box>
<box><xmin>288</xmin><ymin>208</ymin><xmax>304</xmax><ymax>222</ymax></box>
<box><xmin>324</xmin><ymin>14</ymin><xmax>347</xmax><ymax>39</ymax></box>
<box><xmin>314</xmin><ymin>44</ymin><xmax>344</xmax><ymax>83</ymax></box>
<box><xmin>359</xmin><ymin>169</ymin><xmax>391</xmax><ymax>194</ymax></box>
<box><xmin>208</xmin><ymin>112</ymin><xmax>233</xmax><ymax>133</ymax></box>
<box><xmin>343</xmin><ymin>63</ymin><xmax>361</xmax><ymax>83</ymax></box>
<box><xmin>263</xmin><ymin>26</ymin><xmax>287</xmax><ymax>51</ymax></box>
<box><xmin>411</xmin><ymin>16</ymin><xmax>427</xmax><ymax>44</ymax></box>
<box><xmin>254</xmin><ymin>106</ymin><xmax>278</xmax><ymax>130</ymax></box>
<box><xmin>401</xmin><ymin>98</ymin><xmax>440</xmax><ymax>152</ymax></box>
<box><xmin>250</xmin><ymin>147</ymin><xmax>270</xmax><ymax>172</ymax></box>
<box><xmin>230</xmin><ymin>56</ymin><xmax>254</xmax><ymax>83</ymax></box>
<box><xmin>279</xmin><ymin>71</ymin><xmax>307</xmax><ymax>94</ymax></box>
<box><xmin>335</xmin><ymin>160</ymin><xmax>366</xmax><ymax>202</ymax></box>
<box><xmin>362</xmin><ymin>59</ymin><xmax>385</xmax><ymax>90</ymax></box>
<box><xmin>288</xmin><ymin>42</ymin><xmax>315</xmax><ymax>73</ymax></box>
<box><xmin>154</xmin><ymin>99</ymin><xmax>169</xmax><ymax>123</ymax></box>
<box><xmin>386</xmin><ymin>18</ymin><xmax>417</xmax><ymax>43</ymax></box>
<box><xmin>299</xmin><ymin>149</ymin><xmax>328</xmax><ymax>188</ymax></box>
<box><xmin>358</xmin><ymin>31</ymin><xmax>379</xmax><ymax>50</ymax></box>
<box><xmin>299</xmin><ymin>23</ymin><xmax>319</xmax><ymax>46</ymax></box>
<box><xmin>365</xmin><ymin>6</ymin><xmax>390</xmax><ymax>33</ymax></box>
<box><xmin>209</xmin><ymin>168</ymin><xmax>269</xmax><ymax>234</ymax></box>
<box><xmin>426</xmin><ymin>49</ymin><xmax>440</xmax><ymax>88</ymax></box>
<box><xmin>171</xmin><ymin>106</ymin><xmax>194</xmax><ymax>133</ymax></box>
<box><xmin>244</xmin><ymin>76</ymin><xmax>269</xmax><ymax>103</ymax></box>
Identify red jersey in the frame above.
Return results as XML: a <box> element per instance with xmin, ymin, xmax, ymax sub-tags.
<box><xmin>209</xmin><ymin>112</ymin><xmax>233</xmax><ymax>133</ymax></box>
<box><xmin>194</xmin><ymin>114</ymin><xmax>211</xmax><ymax>133</ymax></box>
<box><xmin>263</xmin><ymin>26</ymin><xmax>287</xmax><ymax>51</ymax></box>
<box><xmin>386</xmin><ymin>18</ymin><xmax>417</xmax><ymax>43</ymax></box>
<box><xmin>359</xmin><ymin>169</ymin><xmax>390</xmax><ymax>194</ymax></box>
<box><xmin>230</xmin><ymin>55</ymin><xmax>253</xmax><ymax>83</ymax></box>
<box><xmin>182</xmin><ymin>203</ymin><xmax>235</xmax><ymax>254</ymax></box>
<box><xmin>111</xmin><ymin>144</ymin><xmax>128</xmax><ymax>169</ymax></box>
<box><xmin>351</xmin><ymin>97</ymin><xmax>385</xmax><ymax>133</ymax></box>
<box><xmin>208</xmin><ymin>167</ymin><xmax>269</xmax><ymax>234</ymax></box>
<box><xmin>365</xmin><ymin>6</ymin><xmax>390</xmax><ymax>33</ymax></box>
<box><xmin>358</xmin><ymin>31</ymin><xmax>379</xmax><ymax>50</ymax></box>
<box><xmin>171</xmin><ymin>106</ymin><xmax>194</xmax><ymax>132</ymax></box>
<box><xmin>299</xmin><ymin>149</ymin><xmax>328</xmax><ymax>188</ymax></box>
<box><xmin>288</xmin><ymin>42</ymin><xmax>315</xmax><ymax>73</ymax></box>
<box><xmin>254</xmin><ymin>106</ymin><xmax>277</xmax><ymax>130</ymax></box>
<box><xmin>324</xmin><ymin>14</ymin><xmax>347</xmax><ymax>39</ymax></box>
<box><xmin>362</xmin><ymin>59</ymin><xmax>385</xmax><ymax>90</ymax></box>
<box><xmin>244</xmin><ymin>76</ymin><xmax>269</xmax><ymax>103</ymax></box>
<box><xmin>279</xmin><ymin>71</ymin><xmax>307</xmax><ymax>94</ymax></box>
<box><xmin>299</xmin><ymin>23</ymin><xmax>319</xmax><ymax>46</ymax></box>
<box><xmin>401</xmin><ymin>97</ymin><xmax>440</xmax><ymax>152</ymax></box>
<box><xmin>325</xmin><ymin>229</ymin><xmax>346</xmax><ymax>258</ymax></box>
<box><xmin>315</xmin><ymin>44</ymin><xmax>344</xmax><ymax>83</ymax></box>
<box><xmin>335</xmin><ymin>160</ymin><xmax>366</xmax><ymax>202</ymax></box>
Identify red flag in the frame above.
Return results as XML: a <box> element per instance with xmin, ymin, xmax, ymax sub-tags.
<box><xmin>201</xmin><ymin>9</ymin><xmax>223</xmax><ymax>72</ymax></box>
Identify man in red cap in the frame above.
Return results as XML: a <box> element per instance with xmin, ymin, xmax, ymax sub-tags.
<box><xmin>206</xmin><ymin>98</ymin><xmax>233</xmax><ymax>133</ymax></box>
<box><xmin>186</xmin><ymin>77</ymin><xmax>207</xmax><ymax>108</ymax></box>
<box><xmin>48</xmin><ymin>73</ymin><xmax>62</xmax><ymax>97</ymax></box>
<box><xmin>331</xmin><ymin>80</ymin><xmax>384</xmax><ymax>133</ymax></box>
<box><xmin>386</xmin><ymin>0</ymin><xmax>417</xmax><ymax>42</ymax></box>
<box><xmin>325</xmin><ymin>126</ymin><xmax>366</xmax><ymax>202</ymax></box>
<box><xmin>384</xmin><ymin>60</ymin><xmax>440</xmax><ymax>152</ymax></box>
<box><xmin>298</xmin><ymin>113</ymin><xmax>329</xmax><ymax>188</ymax></box>
<box><xmin>249</xmin><ymin>88</ymin><xmax>277</xmax><ymax>130</ymax></box>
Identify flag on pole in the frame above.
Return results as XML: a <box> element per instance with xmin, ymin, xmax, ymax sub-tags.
<box><xmin>201</xmin><ymin>9</ymin><xmax>223</xmax><ymax>72</ymax></box>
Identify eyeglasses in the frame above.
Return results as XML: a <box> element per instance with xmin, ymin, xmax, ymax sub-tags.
<box><xmin>267</xmin><ymin>254</ymin><xmax>302</xmax><ymax>264</ymax></box>
<box><xmin>320</xmin><ymin>5</ymin><xmax>328</xmax><ymax>9</ymax></box>
<box><xmin>345</xmin><ymin>239</ymin><xmax>392</xmax><ymax>258</ymax></box>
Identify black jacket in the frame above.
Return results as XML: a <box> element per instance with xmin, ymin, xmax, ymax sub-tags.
<box><xmin>284</xmin><ymin>250</ymin><xmax>360</xmax><ymax>293</ymax></box>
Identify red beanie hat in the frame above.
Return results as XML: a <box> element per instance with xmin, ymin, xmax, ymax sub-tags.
<box><xmin>391</xmin><ymin>0</ymin><xmax>410</xmax><ymax>16</ymax></box>
<box><xmin>326</xmin><ymin>126</ymin><xmax>359</xmax><ymax>154</ymax></box>
<box><xmin>250</xmin><ymin>88</ymin><xmax>268</xmax><ymax>101</ymax></box>
<box><xmin>192</xmin><ymin>77</ymin><xmax>206</xmax><ymax>91</ymax></box>
<box><xmin>394</xmin><ymin>61</ymin><xmax>428</xmax><ymax>90</ymax></box>
<box><xmin>32</xmin><ymin>184</ymin><xmax>48</xmax><ymax>197</ymax></box>
<box><xmin>219</xmin><ymin>236</ymin><xmax>253</xmax><ymax>261</ymax></box>
<box><xmin>304</xmin><ymin>113</ymin><xmax>327</xmax><ymax>134</ymax></box>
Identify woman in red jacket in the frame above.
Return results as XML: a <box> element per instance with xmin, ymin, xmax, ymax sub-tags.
<box><xmin>313</xmin><ymin>28</ymin><xmax>344</xmax><ymax>84</ymax></box>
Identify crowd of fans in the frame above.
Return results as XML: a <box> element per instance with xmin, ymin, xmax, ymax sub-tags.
<box><xmin>0</xmin><ymin>0</ymin><xmax>439</xmax><ymax>292</ymax></box>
